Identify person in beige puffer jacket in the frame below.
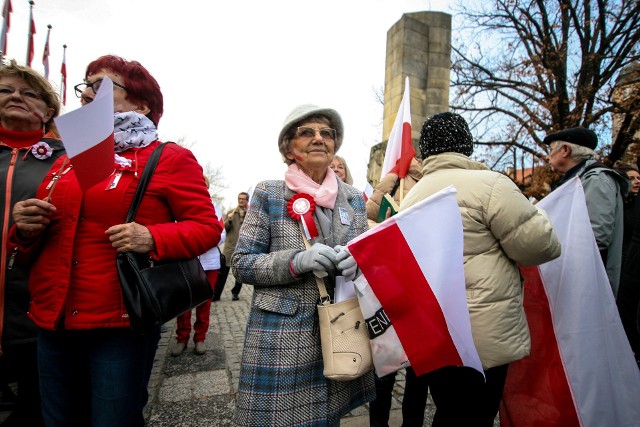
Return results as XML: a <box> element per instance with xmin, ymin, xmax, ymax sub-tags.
<box><xmin>365</xmin><ymin>157</ymin><xmax>423</xmax><ymax>228</ymax></box>
<box><xmin>400</xmin><ymin>112</ymin><xmax>561</xmax><ymax>427</ymax></box>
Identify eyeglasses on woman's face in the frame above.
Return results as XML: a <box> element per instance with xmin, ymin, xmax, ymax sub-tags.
<box><xmin>0</xmin><ymin>84</ymin><xmax>42</xmax><ymax>101</ymax></box>
<box><xmin>73</xmin><ymin>78</ymin><xmax>128</xmax><ymax>98</ymax></box>
<box><xmin>294</xmin><ymin>126</ymin><xmax>336</xmax><ymax>141</ymax></box>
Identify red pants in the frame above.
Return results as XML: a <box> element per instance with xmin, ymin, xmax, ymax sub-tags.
<box><xmin>175</xmin><ymin>270</ymin><xmax>218</xmax><ymax>343</ymax></box>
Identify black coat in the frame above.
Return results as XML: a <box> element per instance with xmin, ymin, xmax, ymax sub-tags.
<box><xmin>618</xmin><ymin>193</ymin><xmax>640</xmax><ymax>359</ymax></box>
<box><xmin>0</xmin><ymin>137</ymin><xmax>65</xmax><ymax>348</ymax></box>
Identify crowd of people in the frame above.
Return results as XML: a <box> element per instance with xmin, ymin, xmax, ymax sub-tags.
<box><xmin>0</xmin><ymin>54</ymin><xmax>638</xmax><ymax>427</ymax></box>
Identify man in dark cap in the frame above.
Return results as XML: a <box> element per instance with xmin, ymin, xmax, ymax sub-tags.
<box><xmin>400</xmin><ymin>112</ymin><xmax>561</xmax><ymax>426</ymax></box>
<box><xmin>545</xmin><ymin>127</ymin><xmax>629</xmax><ymax>295</ymax></box>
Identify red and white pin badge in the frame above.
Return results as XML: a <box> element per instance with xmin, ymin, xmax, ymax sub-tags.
<box><xmin>287</xmin><ymin>193</ymin><xmax>319</xmax><ymax>239</ymax></box>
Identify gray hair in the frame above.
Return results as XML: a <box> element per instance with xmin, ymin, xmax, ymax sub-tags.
<box><xmin>561</xmin><ymin>141</ymin><xmax>596</xmax><ymax>162</ymax></box>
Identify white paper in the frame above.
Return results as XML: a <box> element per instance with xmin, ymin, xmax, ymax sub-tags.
<box><xmin>54</xmin><ymin>77</ymin><xmax>114</xmax><ymax>158</ymax></box>
<box><xmin>334</xmin><ymin>276</ymin><xmax>356</xmax><ymax>303</ymax></box>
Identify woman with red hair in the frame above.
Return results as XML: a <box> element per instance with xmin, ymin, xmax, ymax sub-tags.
<box><xmin>9</xmin><ymin>55</ymin><xmax>222</xmax><ymax>426</ymax></box>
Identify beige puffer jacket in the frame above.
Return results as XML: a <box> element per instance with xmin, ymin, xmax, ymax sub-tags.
<box><xmin>366</xmin><ymin>157</ymin><xmax>423</xmax><ymax>228</ymax></box>
<box><xmin>401</xmin><ymin>153</ymin><xmax>561</xmax><ymax>369</ymax></box>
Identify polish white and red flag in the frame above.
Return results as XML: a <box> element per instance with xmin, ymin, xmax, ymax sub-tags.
<box><xmin>26</xmin><ymin>3</ymin><xmax>35</xmax><ymax>67</ymax></box>
<box><xmin>0</xmin><ymin>0</ymin><xmax>12</xmax><ymax>55</ymax></box>
<box><xmin>500</xmin><ymin>177</ymin><xmax>640</xmax><ymax>427</ymax></box>
<box><xmin>213</xmin><ymin>202</ymin><xmax>224</xmax><ymax>229</ymax></box>
<box><xmin>42</xmin><ymin>24</ymin><xmax>50</xmax><ymax>79</ymax></box>
<box><xmin>380</xmin><ymin>76</ymin><xmax>415</xmax><ymax>180</ymax></box>
<box><xmin>349</xmin><ymin>186</ymin><xmax>482</xmax><ymax>376</ymax></box>
<box><xmin>363</xmin><ymin>182</ymin><xmax>374</xmax><ymax>202</ymax></box>
<box><xmin>54</xmin><ymin>77</ymin><xmax>115</xmax><ymax>192</ymax></box>
<box><xmin>60</xmin><ymin>45</ymin><xmax>67</xmax><ymax>105</ymax></box>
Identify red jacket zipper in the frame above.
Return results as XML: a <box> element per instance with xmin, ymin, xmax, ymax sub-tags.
<box><xmin>0</xmin><ymin>147</ymin><xmax>20</xmax><ymax>356</ymax></box>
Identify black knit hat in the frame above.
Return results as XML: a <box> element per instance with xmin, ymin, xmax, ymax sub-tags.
<box><xmin>419</xmin><ymin>112</ymin><xmax>474</xmax><ymax>159</ymax></box>
<box><xmin>543</xmin><ymin>127</ymin><xmax>598</xmax><ymax>150</ymax></box>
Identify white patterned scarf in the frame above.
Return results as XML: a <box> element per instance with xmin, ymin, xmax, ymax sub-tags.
<box><xmin>113</xmin><ymin>111</ymin><xmax>158</xmax><ymax>153</ymax></box>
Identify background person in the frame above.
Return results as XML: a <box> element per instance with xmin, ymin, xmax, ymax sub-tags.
<box><xmin>330</xmin><ymin>154</ymin><xmax>353</xmax><ymax>184</ymax></box>
<box><xmin>365</xmin><ymin>156</ymin><xmax>422</xmax><ymax>228</ymax></box>
<box><xmin>172</xmin><ymin>175</ymin><xmax>223</xmax><ymax>357</ymax></box>
<box><xmin>545</xmin><ymin>127</ymin><xmax>629</xmax><ymax>296</ymax></box>
<box><xmin>8</xmin><ymin>55</ymin><xmax>221</xmax><ymax>427</ymax></box>
<box><xmin>401</xmin><ymin>112</ymin><xmax>561</xmax><ymax>426</ymax></box>
<box><xmin>618</xmin><ymin>166</ymin><xmax>640</xmax><ymax>262</ymax></box>
<box><xmin>231</xmin><ymin>104</ymin><xmax>374</xmax><ymax>426</ymax></box>
<box><xmin>618</xmin><ymin>160</ymin><xmax>640</xmax><ymax>368</ymax></box>
<box><xmin>212</xmin><ymin>192</ymin><xmax>248</xmax><ymax>301</ymax></box>
<box><xmin>622</xmin><ymin>166</ymin><xmax>640</xmax><ymax>197</ymax></box>
<box><xmin>0</xmin><ymin>60</ymin><xmax>62</xmax><ymax>427</ymax></box>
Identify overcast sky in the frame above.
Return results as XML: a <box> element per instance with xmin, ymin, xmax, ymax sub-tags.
<box><xmin>3</xmin><ymin>0</ymin><xmax>454</xmax><ymax>208</ymax></box>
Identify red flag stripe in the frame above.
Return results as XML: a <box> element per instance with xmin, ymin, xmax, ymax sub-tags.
<box><xmin>70</xmin><ymin>133</ymin><xmax>115</xmax><ymax>192</ymax></box>
<box><xmin>500</xmin><ymin>266</ymin><xmax>580</xmax><ymax>427</ymax></box>
<box><xmin>396</xmin><ymin>121</ymin><xmax>415</xmax><ymax>179</ymax></box>
<box><xmin>42</xmin><ymin>26</ymin><xmax>50</xmax><ymax>79</ymax></box>
<box><xmin>350</xmin><ymin>222</ymin><xmax>462</xmax><ymax>375</ymax></box>
<box><xmin>60</xmin><ymin>47</ymin><xmax>66</xmax><ymax>105</ymax></box>
<box><xmin>0</xmin><ymin>0</ymin><xmax>11</xmax><ymax>54</ymax></box>
<box><xmin>26</xmin><ymin>8</ymin><xmax>35</xmax><ymax>66</ymax></box>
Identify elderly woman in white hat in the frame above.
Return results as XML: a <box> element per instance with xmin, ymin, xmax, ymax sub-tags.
<box><xmin>231</xmin><ymin>104</ymin><xmax>374</xmax><ymax>426</ymax></box>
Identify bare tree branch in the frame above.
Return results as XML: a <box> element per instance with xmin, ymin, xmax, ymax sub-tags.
<box><xmin>452</xmin><ymin>0</ymin><xmax>640</xmax><ymax>172</ymax></box>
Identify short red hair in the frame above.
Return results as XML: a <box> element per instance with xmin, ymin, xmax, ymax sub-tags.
<box><xmin>85</xmin><ymin>55</ymin><xmax>163</xmax><ymax>126</ymax></box>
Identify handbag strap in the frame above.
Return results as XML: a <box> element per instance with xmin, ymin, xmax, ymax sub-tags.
<box><xmin>125</xmin><ymin>142</ymin><xmax>173</xmax><ymax>223</ymax></box>
<box><xmin>299</xmin><ymin>224</ymin><xmax>331</xmax><ymax>306</ymax></box>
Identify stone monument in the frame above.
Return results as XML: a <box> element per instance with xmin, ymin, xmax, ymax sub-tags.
<box><xmin>368</xmin><ymin>11</ymin><xmax>452</xmax><ymax>186</ymax></box>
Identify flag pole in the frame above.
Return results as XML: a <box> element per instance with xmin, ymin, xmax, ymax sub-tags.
<box><xmin>0</xmin><ymin>0</ymin><xmax>11</xmax><ymax>64</ymax></box>
<box><xmin>25</xmin><ymin>0</ymin><xmax>33</xmax><ymax>65</ymax></box>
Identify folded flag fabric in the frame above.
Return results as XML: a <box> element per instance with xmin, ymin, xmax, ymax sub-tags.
<box><xmin>376</xmin><ymin>193</ymin><xmax>399</xmax><ymax>223</ymax></box>
<box><xmin>380</xmin><ymin>76</ymin><xmax>415</xmax><ymax>179</ymax></box>
<box><xmin>500</xmin><ymin>177</ymin><xmax>640</xmax><ymax>427</ymax></box>
<box><xmin>363</xmin><ymin>182</ymin><xmax>374</xmax><ymax>202</ymax></box>
<box><xmin>354</xmin><ymin>276</ymin><xmax>409</xmax><ymax>376</ymax></box>
<box><xmin>349</xmin><ymin>186</ymin><xmax>482</xmax><ymax>376</ymax></box>
<box><xmin>54</xmin><ymin>77</ymin><xmax>115</xmax><ymax>192</ymax></box>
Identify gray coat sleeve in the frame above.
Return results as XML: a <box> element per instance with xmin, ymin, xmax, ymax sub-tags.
<box><xmin>581</xmin><ymin>172</ymin><xmax>620</xmax><ymax>249</ymax></box>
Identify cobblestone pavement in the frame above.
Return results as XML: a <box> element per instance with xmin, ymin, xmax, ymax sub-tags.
<box><xmin>144</xmin><ymin>276</ymin><xmax>439</xmax><ymax>426</ymax></box>
<box><xmin>0</xmin><ymin>276</ymin><xmax>498</xmax><ymax>426</ymax></box>
<box><xmin>145</xmin><ymin>274</ymin><xmax>500</xmax><ymax>427</ymax></box>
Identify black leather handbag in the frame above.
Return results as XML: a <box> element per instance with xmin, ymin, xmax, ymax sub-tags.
<box><xmin>116</xmin><ymin>142</ymin><xmax>213</xmax><ymax>333</ymax></box>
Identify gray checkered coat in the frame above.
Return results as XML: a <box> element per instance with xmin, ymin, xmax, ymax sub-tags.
<box><xmin>231</xmin><ymin>179</ymin><xmax>375</xmax><ymax>426</ymax></box>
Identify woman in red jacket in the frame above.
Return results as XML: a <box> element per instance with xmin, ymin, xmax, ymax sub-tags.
<box><xmin>9</xmin><ymin>55</ymin><xmax>221</xmax><ymax>427</ymax></box>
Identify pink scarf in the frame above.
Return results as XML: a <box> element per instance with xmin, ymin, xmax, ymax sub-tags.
<box><xmin>285</xmin><ymin>163</ymin><xmax>339</xmax><ymax>209</ymax></box>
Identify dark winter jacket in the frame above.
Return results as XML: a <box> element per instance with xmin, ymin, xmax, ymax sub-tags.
<box><xmin>1</xmin><ymin>134</ymin><xmax>64</xmax><ymax>349</ymax></box>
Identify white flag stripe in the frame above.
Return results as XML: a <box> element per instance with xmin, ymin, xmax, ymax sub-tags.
<box><xmin>354</xmin><ymin>275</ymin><xmax>409</xmax><ymax>376</ymax></box>
<box><xmin>363</xmin><ymin>182</ymin><xmax>374</xmax><ymax>198</ymax></box>
<box><xmin>213</xmin><ymin>202</ymin><xmax>223</xmax><ymax>217</ymax></box>
<box><xmin>395</xmin><ymin>187</ymin><xmax>482</xmax><ymax>372</ymax></box>
<box><xmin>537</xmin><ymin>178</ymin><xmax>640</xmax><ymax>426</ymax></box>
<box><xmin>54</xmin><ymin>77</ymin><xmax>114</xmax><ymax>158</ymax></box>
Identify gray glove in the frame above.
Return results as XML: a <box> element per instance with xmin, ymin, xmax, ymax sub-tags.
<box><xmin>292</xmin><ymin>243</ymin><xmax>338</xmax><ymax>276</ymax></box>
<box><xmin>334</xmin><ymin>245</ymin><xmax>358</xmax><ymax>281</ymax></box>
